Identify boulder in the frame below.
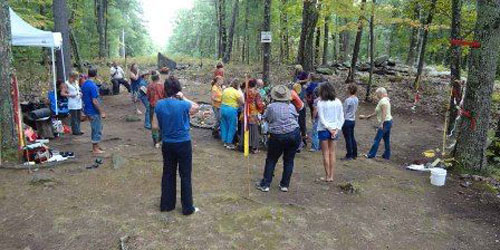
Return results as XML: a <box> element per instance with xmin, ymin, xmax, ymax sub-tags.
<box><xmin>374</xmin><ymin>55</ymin><xmax>389</xmax><ymax>67</ymax></box>
<box><xmin>316</xmin><ymin>67</ymin><xmax>334</xmax><ymax>75</ymax></box>
<box><xmin>157</xmin><ymin>53</ymin><xmax>177</xmax><ymax>71</ymax></box>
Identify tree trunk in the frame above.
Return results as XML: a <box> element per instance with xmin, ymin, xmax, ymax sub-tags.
<box><xmin>53</xmin><ymin>0</ymin><xmax>72</xmax><ymax>79</ymax></box>
<box><xmin>0</xmin><ymin>1</ymin><xmax>17</xmax><ymax>161</ymax></box>
<box><xmin>242</xmin><ymin>0</ymin><xmax>249</xmax><ymax>64</ymax></box>
<box><xmin>279</xmin><ymin>0</ymin><xmax>286</xmax><ymax>63</ymax></box>
<box><xmin>340</xmin><ymin>18</ymin><xmax>350</xmax><ymax>63</ymax></box>
<box><xmin>315</xmin><ymin>26</ymin><xmax>321</xmax><ymax>66</ymax></box>
<box><xmin>332</xmin><ymin>32</ymin><xmax>337</xmax><ymax>62</ymax></box>
<box><xmin>413</xmin><ymin>0</ymin><xmax>437</xmax><ymax>89</ymax></box>
<box><xmin>69</xmin><ymin>28</ymin><xmax>83</xmax><ymax>72</ymax></box>
<box><xmin>407</xmin><ymin>3</ymin><xmax>421</xmax><ymax>66</ymax></box>
<box><xmin>262</xmin><ymin>0</ymin><xmax>271</xmax><ymax>83</ymax></box>
<box><xmin>322</xmin><ymin>15</ymin><xmax>330</xmax><ymax>66</ymax></box>
<box><xmin>223</xmin><ymin>0</ymin><xmax>239</xmax><ymax>63</ymax></box>
<box><xmin>447</xmin><ymin>0</ymin><xmax>463</xmax><ymax>134</ymax></box>
<box><xmin>95</xmin><ymin>0</ymin><xmax>107</xmax><ymax>58</ymax></box>
<box><xmin>366</xmin><ymin>0</ymin><xmax>376</xmax><ymax>101</ymax></box>
<box><xmin>454</xmin><ymin>0</ymin><xmax>500</xmax><ymax>171</ymax></box>
<box><xmin>297</xmin><ymin>0</ymin><xmax>319</xmax><ymax>72</ymax></box>
<box><xmin>346</xmin><ymin>0</ymin><xmax>367</xmax><ymax>83</ymax></box>
<box><xmin>219</xmin><ymin>0</ymin><xmax>227</xmax><ymax>60</ymax></box>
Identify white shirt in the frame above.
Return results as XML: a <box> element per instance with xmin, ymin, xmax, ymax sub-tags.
<box><xmin>317</xmin><ymin>98</ymin><xmax>344</xmax><ymax>131</ymax></box>
<box><xmin>66</xmin><ymin>81</ymin><xmax>82</xmax><ymax>110</ymax></box>
<box><xmin>110</xmin><ymin>66</ymin><xmax>125</xmax><ymax>79</ymax></box>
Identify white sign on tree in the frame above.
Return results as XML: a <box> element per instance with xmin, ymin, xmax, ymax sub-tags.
<box><xmin>261</xmin><ymin>31</ymin><xmax>272</xmax><ymax>43</ymax></box>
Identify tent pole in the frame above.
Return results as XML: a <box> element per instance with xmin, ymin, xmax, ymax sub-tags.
<box><xmin>51</xmin><ymin>47</ymin><xmax>58</xmax><ymax>115</ymax></box>
<box><xmin>60</xmin><ymin>47</ymin><xmax>67</xmax><ymax>82</ymax></box>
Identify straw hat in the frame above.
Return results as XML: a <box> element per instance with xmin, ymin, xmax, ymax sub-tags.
<box><xmin>270</xmin><ymin>85</ymin><xmax>291</xmax><ymax>102</ymax></box>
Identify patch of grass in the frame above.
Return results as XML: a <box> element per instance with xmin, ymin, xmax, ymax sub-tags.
<box><xmin>338</xmin><ymin>181</ymin><xmax>362</xmax><ymax>194</ymax></box>
<box><xmin>473</xmin><ymin>182</ymin><xmax>499</xmax><ymax>195</ymax></box>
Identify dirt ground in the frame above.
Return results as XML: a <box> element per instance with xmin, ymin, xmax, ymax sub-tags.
<box><xmin>1</xmin><ymin>76</ymin><xmax>500</xmax><ymax>250</ymax></box>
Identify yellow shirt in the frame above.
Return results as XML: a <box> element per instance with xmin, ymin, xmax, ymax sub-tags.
<box><xmin>211</xmin><ymin>85</ymin><xmax>223</xmax><ymax>108</ymax></box>
<box><xmin>376</xmin><ymin>97</ymin><xmax>392</xmax><ymax>123</ymax></box>
<box><xmin>221</xmin><ymin>87</ymin><xmax>242</xmax><ymax>108</ymax></box>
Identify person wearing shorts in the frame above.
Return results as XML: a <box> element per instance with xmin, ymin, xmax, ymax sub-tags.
<box><xmin>316</xmin><ymin>82</ymin><xmax>344</xmax><ymax>182</ymax></box>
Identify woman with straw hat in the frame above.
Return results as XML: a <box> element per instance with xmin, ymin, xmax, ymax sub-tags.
<box><xmin>256</xmin><ymin>85</ymin><xmax>301</xmax><ymax>193</ymax></box>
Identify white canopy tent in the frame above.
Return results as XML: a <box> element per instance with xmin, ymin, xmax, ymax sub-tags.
<box><xmin>9</xmin><ymin>7</ymin><xmax>66</xmax><ymax>114</ymax></box>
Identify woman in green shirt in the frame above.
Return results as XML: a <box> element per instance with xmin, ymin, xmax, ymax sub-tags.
<box><xmin>360</xmin><ymin>87</ymin><xmax>393</xmax><ymax>159</ymax></box>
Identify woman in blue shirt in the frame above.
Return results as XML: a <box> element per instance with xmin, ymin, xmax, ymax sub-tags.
<box><xmin>155</xmin><ymin>76</ymin><xmax>200</xmax><ymax>215</ymax></box>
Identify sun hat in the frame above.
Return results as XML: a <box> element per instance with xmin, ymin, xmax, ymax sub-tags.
<box><xmin>270</xmin><ymin>85</ymin><xmax>291</xmax><ymax>102</ymax></box>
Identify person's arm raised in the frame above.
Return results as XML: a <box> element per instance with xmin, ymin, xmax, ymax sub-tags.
<box><xmin>176</xmin><ymin>92</ymin><xmax>199</xmax><ymax>115</ymax></box>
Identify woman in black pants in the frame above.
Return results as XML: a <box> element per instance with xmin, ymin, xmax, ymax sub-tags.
<box><xmin>256</xmin><ymin>85</ymin><xmax>301</xmax><ymax>193</ymax></box>
<box><xmin>155</xmin><ymin>76</ymin><xmax>200</xmax><ymax>215</ymax></box>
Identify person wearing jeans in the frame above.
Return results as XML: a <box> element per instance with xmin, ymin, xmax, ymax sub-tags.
<box><xmin>256</xmin><ymin>85</ymin><xmax>301</xmax><ymax>193</ymax></box>
<box><xmin>360</xmin><ymin>87</ymin><xmax>393</xmax><ymax>160</ymax></box>
<box><xmin>342</xmin><ymin>84</ymin><xmax>359</xmax><ymax>160</ymax></box>
<box><xmin>81</xmin><ymin>67</ymin><xmax>106</xmax><ymax>154</ymax></box>
<box><xmin>156</xmin><ymin>76</ymin><xmax>200</xmax><ymax>215</ymax></box>
<box><xmin>220</xmin><ymin>79</ymin><xmax>244</xmax><ymax>149</ymax></box>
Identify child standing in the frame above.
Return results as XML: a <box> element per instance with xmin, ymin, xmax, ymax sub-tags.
<box><xmin>342</xmin><ymin>84</ymin><xmax>359</xmax><ymax>160</ymax></box>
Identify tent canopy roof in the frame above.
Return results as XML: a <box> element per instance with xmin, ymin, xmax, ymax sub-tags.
<box><xmin>9</xmin><ymin>7</ymin><xmax>62</xmax><ymax>48</ymax></box>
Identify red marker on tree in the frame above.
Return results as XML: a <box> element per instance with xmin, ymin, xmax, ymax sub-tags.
<box><xmin>450</xmin><ymin>39</ymin><xmax>481</xmax><ymax>48</ymax></box>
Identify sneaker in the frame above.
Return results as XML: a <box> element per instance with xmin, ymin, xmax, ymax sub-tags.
<box><xmin>309</xmin><ymin>148</ymin><xmax>319</xmax><ymax>152</ymax></box>
<box><xmin>255</xmin><ymin>184</ymin><xmax>270</xmax><ymax>192</ymax></box>
<box><xmin>184</xmin><ymin>207</ymin><xmax>200</xmax><ymax>216</ymax></box>
<box><xmin>279</xmin><ymin>185</ymin><xmax>289</xmax><ymax>192</ymax></box>
<box><xmin>226</xmin><ymin>145</ymin><xmax>236</xmax><ymax>150</ymax></box>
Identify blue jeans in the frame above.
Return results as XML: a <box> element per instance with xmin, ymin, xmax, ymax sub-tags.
<box><xmin>311</xmin><ymin>120</ymin><xmax>320</xmax><ymax>151</ymax></box>
<box><xmin>89</xmin><ymin>114</ymin><xmax>102</xmax><ymax>144</ymax></box>
<box><xmin>260</xmin><ymin>128</ymin><xmax>301</xmax><ymax>188</ymax></box>
<box><xmin>161</xmin><ymin>140</ymin><xmax>195</xmax><ymax>215</ymax></box>
<box><xmin>212</xmin><ymin>106</ymin><xmax>221</xmax><ymax>131</ymax></box>
<box><xmin>367</xmin><ymin>120</ymin><xmax>392</xmax><ymax>159</ymax></box>
<box><xmin>138</xmin><ymin>94</ymin><xmax>151</xmax><ymax>129</ymax></box>
<box><xmin>220</xmin><ymin>105</ymin><xmax>238</xmax><ymax>144</ymax></box>
<box><xmin>342</xmin><ymin>120</ymin><xmax>358</xmax><ymax>159</ymax></box>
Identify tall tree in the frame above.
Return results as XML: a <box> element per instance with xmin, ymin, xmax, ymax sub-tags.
<box><xmin>262</xmin><ymin>0</ymin><xmax>271</xmax><ymax>83</ymax></box>
<box><xmin>346</xmin><ymin>0</ymin><xmax>367</xmax><ymax>83</ymax></box>
<box><xmin>406</xmin><ymin>2</ymin><xmax>420</xmax><ymax>66</ymax></box>
<box><xmin>322</xmin><ymin>15</ymin><xmax>330</xmax><ymax>65</ymax></box>
<box><xmin>95</xmin><ymin>0</ymin><xmax>107</xmax><ymax>58</ymax></box>
<box><xmin>297</xmin><ymin>0</ymin><xmax>320</xmax><ymax>72</ymax></box>
<box><xmin>454</xmin><ymin>0</ymin><xmax>500</xmax><ymax>171</ymax></box>
<box><xmin>53</xmin><ymin>0</ymin><xmax>72</xmax><ymax>79</ymax></box>
<box><xmin>223</xmin><ymin>0</ymin><xmax>239</xmax><ymax>63</ymax></box>
<box><xmin>366</xmin><ymin>0</ymin><xmax>376</xmax><ymax>101</ymax></box>
<box><xmin>413</xmin><ymin>0</ymin><xmax>438</xmax><ymax>88</ymax></box>
<box><xmin>339</xmin><ymin>18</ymin><xmax>350</xmax><ymax>64</ymax></box>
<box><xmin>315</xmin><ymin>26</ymin><xmax>321</xmax><ymax>66</ymax></box>
<box><xmin>447</xmin><ymin>0</ymin><xmax>462</xmax><ymax>134</ymax></box>
<box><xmin>279</xmin><ymin>0</ymin><xmax>289</xmax><ymax>63</ymax></box>
<box><xmin>217</xmin><ymin>0</ymin><xmax>227</xmax><ymax>60</ymax></box>
<box><xmin>0</xmin><ymin>0</ymin><xmax>17</xmax><ymax>162</ymax></box>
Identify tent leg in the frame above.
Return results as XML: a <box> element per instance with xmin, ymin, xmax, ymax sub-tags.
<box><xmin>60</xmin><ymin>46</ymin><xmax>67</xmax><ymax>82</ymax></box>
<box><xmin>51</xmin><ymin>47</ymin><xmax>58</xmax><ymax>115</ymax></box>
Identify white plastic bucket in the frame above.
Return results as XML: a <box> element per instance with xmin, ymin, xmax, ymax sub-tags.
<box><xmin>430</xmin><ymin>168</ymin><xmax>447</xmax><ymax>186</ymax></box>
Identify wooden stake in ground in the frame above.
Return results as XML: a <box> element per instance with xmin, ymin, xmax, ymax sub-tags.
<box><xmin>244</xmin><ymin>76</ymin><xmax>250</xmax><ymax>196</ymax></box>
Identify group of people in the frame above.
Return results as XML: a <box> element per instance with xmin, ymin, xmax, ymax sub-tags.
<box><xmin>52</xmin><ymin>61</ymin><xmax>393</xmax><ymax>217</ymax></box>
<box><xmin>208</xmin><ymin>63</ymin><xmax>393</xmax><ymax>191</ymax></box>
